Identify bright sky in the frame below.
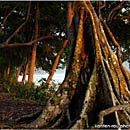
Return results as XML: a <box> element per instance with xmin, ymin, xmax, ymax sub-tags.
<box><xmin>18</xmin><ymin>61</ymin><xmax>129</xmax><ymax>86</ymax></box>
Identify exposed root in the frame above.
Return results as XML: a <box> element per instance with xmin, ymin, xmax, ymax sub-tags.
<box><xmin>49</xmin><ymin>111</ymin><xmax>65</xmax><ymax>128</ymax></box>
<box><xmin>13</xmin><ymin>6</ymin><xmax>85</xmax><ymax>129</ymax></box>
<box><xmin>2</xmin><ymin>2</ymin><xmax>129</xmax><ymax>129</ymax></box>
<box><xmin>12</xmin><ymin>110</ymin><xmax>42</xmax><ymax>122</ymax></box>
<box><xmin>102</xmin><ymin>20</ymin><xmax>130</xmax><ymax>90</ymax></box>
<box><xmin>70</xmin><ymin>62</ymin><xmax>97</xmax><ymax>129</ymax></box>
<box><xmin>100</xmin><ymin>22</ymin><xmax>130</xmax><ymax>100</ymax></box>
<box><xmin>0</xmin><ymin>120</ymin><xmax>15</xmax><ymax>129</ymax></box>
<box><xmin>97</xmin><ymin>104</ymin><xmax>130</xmax><ymax>125</ymax></box>
<box><xmin>83</xmin><ymin>1</ymin><xmax>130</xmax><ymax>127</ymax></box>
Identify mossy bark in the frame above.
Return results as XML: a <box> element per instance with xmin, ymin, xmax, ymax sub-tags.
<box><xmin>2</xmin><ymin>1</ymin><xmax>130</xmax><ymax>129</ymax></box>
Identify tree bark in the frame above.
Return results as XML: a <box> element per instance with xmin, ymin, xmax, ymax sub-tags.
<box><xmin>0</xmin><ymin>35</ymin><xmax>61</xmax><ymax>48</ymax></box>
<box><xmin>1</xmin><ymin>1</ymin><xmax>130</xmax><ymax>129</ymax></box>
<box><xmin>15</xmin><ymin>64</ymin><xmax>22</xmax><ymax>81</ymax></box>
<box><xmin>3</xmin><ymin>70</ymin><xmax>7</xmax><ymax>80</ymax></box>
<box><xmin>7</xmin><ymin>65</ymin><xmax>10</xmax><ymax>76</ymax></box>
<box><xmin>21</xmin><ymin>1</ymin><xmax>130</xmax><ymax>128</ymax></box>
<box><xmin>46</xmin><ymin>40</ymin><xmax>68</xmax><ymax>84</ymax></box>
<box><xmin>28</xmin><ymin>2</ymin><xmax>39</xmax><ymax>86</ymax></box>
<box><xmin>22</xmin><ymin>56</ymin><xmax>30</xmax><ymax>84</ymax></box>
<box><xmin>107</xmin><ymin>1</ymin><xmax>126</xmax><ymax>24</ymax></box>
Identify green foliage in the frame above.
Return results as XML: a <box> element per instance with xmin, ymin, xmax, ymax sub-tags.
<box><xmin>1</xmin><ymin>78</ymin><xmax>56</xmax><ymax>105</ymax></box>
<box><xmin>0</xmin><ymin>2</ymin><xmax>68</xmax><ymax>75</ymax></box>
<box><xmin>15</xmin><ymin>83</ymin><xmax>52</xmax><ymax>104</ymax></box>
<box><xmin>39</xmin><ymin>77</ymin><xmax>58</xmax><ymax>92</ymax></box>
<box><xmin>3</xmin><ymin>80</ymin><xmax>12</xmax><ymax>93</ymax></box>
<box><xmin>0</xmin><ymin>1</ymin><xmax>129</xmax><ymax>87</ymax></box>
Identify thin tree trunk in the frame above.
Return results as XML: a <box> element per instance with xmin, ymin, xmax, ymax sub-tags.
<box><xmin>46</xmin><ymin>40</ymin><xmax>68</xmax><ymax>84</ymax></box>
<box><xmin>7</xmin><ymin>65</ymin><xmax>10</xmax><ymax>76</ymax></box>
<box><xmin>15</xmin><ymin>64</ymin><xmax>22</xmax><ymax>81</ymax></box>
<box><xmin>28</xmin><ymin>45</ymin><xmax>36</xmax><ymax>85</ymax></box>
<box><xmin>3</xmin><ymin>70</ymin><xmax>7</xmax><ymax>80</ymax></box>
<box><xmin>22</xmin><ymin>56</ymin><xmax>30</xmax><ymax>84</ymax></box>
<box><xmin>3</xmin><ymin>65</ymin><xmax>10</xmax><ymax>80</ymax></box>
<box><xmin>28</xmin><ymin>2</ymin><xmax>39</xmax><ymax>85</ymax></box>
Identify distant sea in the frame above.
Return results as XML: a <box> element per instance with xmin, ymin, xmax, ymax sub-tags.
<box><xmin>18</xmin><ymin>61</ymin><xmax>129</xmax><ymax>86</ymax></box>
<box><xmin>18</xmin><ymin>69</ymin><xmax>66</xmax><ymax>86</ymax></box>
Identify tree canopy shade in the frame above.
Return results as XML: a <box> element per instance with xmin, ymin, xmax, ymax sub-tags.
<box><xmin>0</xmin><ymin>1</ymin><xmax>68</xmax><ymax>78</ymax></box>
<box><xmin>0</xmin><ymin>1</ymin><xmax>130</xmax><ymax>129</ymax></box>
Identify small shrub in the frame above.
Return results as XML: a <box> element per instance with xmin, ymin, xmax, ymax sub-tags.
<box><xmin>1</xmin><ymin>78</ymin><xmax>57</xmax><ymax>105</ymax></box>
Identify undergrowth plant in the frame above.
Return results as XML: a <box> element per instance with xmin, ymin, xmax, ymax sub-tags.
<box><xmin>1</xmin><ymin>77</ymin><xmax>57</xmax><ymax>105</ymax></box>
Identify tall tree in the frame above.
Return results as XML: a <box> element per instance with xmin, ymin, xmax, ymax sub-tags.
<box><xmin>28</xmin><ymin>2</ymin><xmax>39</xmax><ymax>85</ymax></box>
<box><xmin>8</xmin><ymin>1</ymin><xmax>129</xmax><ymax>129</ymax></box>
<box><xmin>0</xmin><ymin>1</ymin><xmax>130</xmax><ymax>128</ymax></box>
<box><xmin>46</xmin><ymin>39</ymin><xmax>68</xmax><ymax>84</ymax></box>
<box><xmin>15</xmin><ymin>64</ymin><xmax>22</xmax><ymax>81</ymax></box>
<box><xmin>0</xmin><ymin>2</ymin><xmax>67</xmax><ymax>82</ymax></box>
<box><xmin>22</xmin><ymin>56</ymin><xmax>30</xmax><ymax>84</ymax></box>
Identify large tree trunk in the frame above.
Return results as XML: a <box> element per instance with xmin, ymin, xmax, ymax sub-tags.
<box><xmin>28</xmin><ymin>2</ymin><xmax>39</xmax><ymax>85</ymax></box>
<box><xmin>2</xmin><ymin>1</ymin><xmax>130</xmax><ymax>129</ymax></box>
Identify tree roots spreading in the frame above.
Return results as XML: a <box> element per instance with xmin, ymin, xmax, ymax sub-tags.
<box><xmin>0</xmin><ymin>1</ymin><xmax>130</xmax><ymax>129</ymax></box>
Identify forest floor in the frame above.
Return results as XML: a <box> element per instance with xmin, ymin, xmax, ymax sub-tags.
<box><xmin>0</xmin><ymin>94</ymin><xmax>44</xmax><ymax>127</ymax></box>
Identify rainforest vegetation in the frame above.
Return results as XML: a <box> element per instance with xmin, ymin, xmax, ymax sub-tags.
<box><xmin>0</xmin><ymin>1</ymin><xmax>130</xmax><ymax>129</ymax></box>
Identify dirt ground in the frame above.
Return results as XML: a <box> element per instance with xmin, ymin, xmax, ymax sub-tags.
<box><xmin>0</xmin><ymin>95</ymin><xmax>44</xmax><ymax>127</ymax></box>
